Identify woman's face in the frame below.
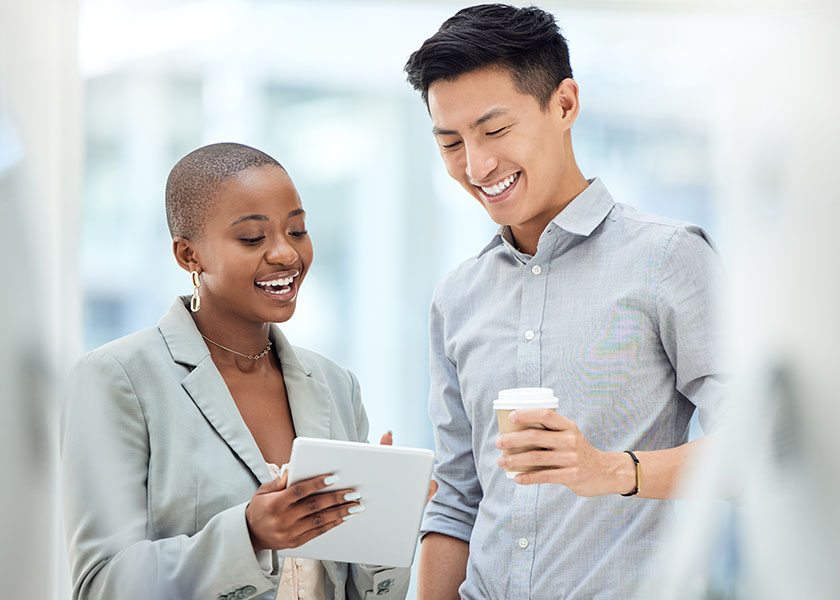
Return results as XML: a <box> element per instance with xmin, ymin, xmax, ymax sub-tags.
<box><xmin>189</xmin><ymin>165</ymin><xmax>313</xmax><ymax>325</ymax></box>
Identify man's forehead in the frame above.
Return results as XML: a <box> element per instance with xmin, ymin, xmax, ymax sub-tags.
<box><xmin>428</xmin><ymin>69</ymin><xmax>522</xmax><ymax>131</ymax></box>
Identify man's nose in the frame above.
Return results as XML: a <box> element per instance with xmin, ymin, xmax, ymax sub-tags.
<box><xmin>464</xmin><ymin>142</ymin><xmax>498</xmax><ymax>183</ymax></box>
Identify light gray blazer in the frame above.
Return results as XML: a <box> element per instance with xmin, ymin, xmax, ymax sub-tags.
<box><xmin>61</xmin><ymin>297</ymin><xmax>409</xmax><ymax>600</ymax></box>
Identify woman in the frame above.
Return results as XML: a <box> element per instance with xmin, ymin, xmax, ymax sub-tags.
<box><xmin>61</xmin><ymin>143</ymin><xmax>409</xmax><ymax>600</ymax></box>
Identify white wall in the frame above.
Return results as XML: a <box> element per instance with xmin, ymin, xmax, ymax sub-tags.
<box><xmin>0</xmin><ymin>1</ymin><xmax>81</xmax><ymax>597</ymax></box>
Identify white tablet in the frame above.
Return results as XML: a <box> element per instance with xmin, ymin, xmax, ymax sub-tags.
<box><xmin>277</xmin><ymin>437</ymin><xmax>435</xmax><ymax>568</ymax></box>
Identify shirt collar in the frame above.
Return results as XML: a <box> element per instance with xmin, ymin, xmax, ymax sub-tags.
<box><xmin>478</xmin><ymin>177</ymin><xmax>615</xmax><ymax>257</ymax></box>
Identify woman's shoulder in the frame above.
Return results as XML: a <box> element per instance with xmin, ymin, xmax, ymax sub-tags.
<box><xmin>291</xmin><ymin>345</ymin><xmax>355</xmax><ymax>383</ymax></box>
<box><xmin>71</xmin><ymin>325</ymin><xmax>167</xmax><ymax>376</ymax></box>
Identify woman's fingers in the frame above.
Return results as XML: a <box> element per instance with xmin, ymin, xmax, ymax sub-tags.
<box><xmin>293</xmin><ymin>488</ymin><xmax>361</xmax><ymax>516</ymax></box>
<box><xmin>254</xmin><ymin>469</ymin><xmax>288</xmax><ymax>495</ymax></box>
<box><xmin>284</xmin><ymin>473</ymin><xmax>340</xmax><ymax>501</ymax></box>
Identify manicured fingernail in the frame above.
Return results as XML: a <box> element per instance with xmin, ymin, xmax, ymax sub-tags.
<box><xmin>323</xmin><ymin>475</ymin><xmax>340</xmax><ymax>486</ymax></box>
<box><xmin>344</xmin><ymin>492</ymin><xmax>361</xmax><ymax>501</ymax></box>
<box><xmin>342</xmin><ymin>515</ymin><xmax>355</xmax><ymax>521</ymax></box>
<box><xmin>495</xmin><ymin>437</ymin><xmax>502</xmax><ymax>448</ymax></box>
<box><xmin>347</xmin><ymin>504</ymin><xmax>366</xmax><ymax>514</ymax></box>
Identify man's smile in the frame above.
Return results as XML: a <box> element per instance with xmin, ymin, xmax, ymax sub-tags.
<box><xmin>475</xmin><ymin>171</ymin><xmax>521</xmax><ymax>204</ymax></box>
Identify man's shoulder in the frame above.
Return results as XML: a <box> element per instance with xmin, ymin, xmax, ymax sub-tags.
<box><xmin>608</xmin><ymin>202</ymin><xmax>694</xmax><ymax>232</ymax></box>
<box><xmin>606</xmin><ymin>202</ymin><xmax>716</xmax><ymax>250</ymax></box>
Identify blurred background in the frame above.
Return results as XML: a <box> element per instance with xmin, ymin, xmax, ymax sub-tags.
<box><xmin>1</xmin><ymin>0</ymin><xmax>838</xmax><ymax>598</ymax></box>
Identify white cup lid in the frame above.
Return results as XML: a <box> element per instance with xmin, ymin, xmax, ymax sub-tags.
<box><xmin>493</xmin><ymin>387</ymin><xmax>558</xmax><ymax>409</ymax></box>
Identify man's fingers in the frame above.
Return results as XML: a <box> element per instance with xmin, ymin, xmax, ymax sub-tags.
<box><xmin>499</xmin><ymin>449</ymin><xmax>566</xmax><ymax>469</ymax></box>
<box><xmin>509</xmin><ymin>408</ymin><xmax>573</xmax><ymax>430</ymax></box>
<box><xmin>379</xmin><ymin>430</ymin><xmax>393</xmax><ymax>445</ymax></box>
<box><xmin>426</xmin><ymin>479</ymin><xmax>438</xmax><ymax>504</ymax></box>
<box><xmin>497</xmin><ymin>427</ymin><xmax>571</xmax><ymax>451</ymax></box>
<box><xmin>513</xmin><ymin>468</ymin><xmax>566</xmax><ymax>486</ymax></box>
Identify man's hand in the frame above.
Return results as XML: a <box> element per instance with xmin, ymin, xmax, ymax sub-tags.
<box><xmin>494</xmin><ymin>408</ymin><xmax>636</xmax><ymax>496</ymax></box>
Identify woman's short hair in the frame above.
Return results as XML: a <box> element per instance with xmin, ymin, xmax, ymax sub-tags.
<box><xmin>165</xmin><ymin>143</ymin><xmax>285</xmax><ymax>240</ymax></box>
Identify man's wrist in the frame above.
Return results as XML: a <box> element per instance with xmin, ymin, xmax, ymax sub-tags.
<box><xmin>609</xmin><ymin>451</ymin><xmax>638</xmax><ymax>495</ymax></box>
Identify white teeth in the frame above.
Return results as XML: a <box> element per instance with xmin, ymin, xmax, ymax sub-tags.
<box><xmin>256</xmin><ymin>276</ymin><xmax>293</xmax><ymax>288</ymax></box>
<box><xmin>480</xmin><ymin>173</ymin><xmax>518</xmax><ymax>196</ymax></box>
<box><xmin>262</xmin><ymin>286</ymin><xmax>291</xmax><ymax>295</ymax></box>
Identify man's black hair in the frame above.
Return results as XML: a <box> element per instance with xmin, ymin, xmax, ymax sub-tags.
<box><xmin>165</xmin><ymin>142</ymin><xmax>285</xmax><ymax>240</ymax></box>
<box><xmin>404</xmin><ymin>3</ymin><xmax>572</xmax><ymax>109</ymax></box>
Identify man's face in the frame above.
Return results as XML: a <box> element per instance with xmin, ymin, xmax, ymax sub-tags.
<box><xmin>428</xmin><ymin>67</ymin><xmax>572</xmax><ymax>233</ymax></box>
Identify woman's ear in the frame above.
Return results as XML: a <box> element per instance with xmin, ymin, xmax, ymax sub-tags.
<box><xmin>172</xmin><ymin>236</ymin><xmax>200</xmax><ymax>273</ymax></box>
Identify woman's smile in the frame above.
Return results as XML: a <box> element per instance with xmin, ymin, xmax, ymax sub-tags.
<box><xmin>255</xmin><ymin>269</ymin><xmax>300</xmax><ymax>302</ymax></box>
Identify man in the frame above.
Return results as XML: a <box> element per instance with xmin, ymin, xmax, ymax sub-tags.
<box><xmin>404</xmin><ymin>4</ymin><xmax>727</xmax><ymax>599</ymax></box>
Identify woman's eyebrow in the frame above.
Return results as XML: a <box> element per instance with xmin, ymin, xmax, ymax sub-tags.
<box><xmin>288</xmin><ymin>208</ymin><xmax>305</xmax><ymax>218</ymax></box>
<box><xmin>230</xmin><ymin>214</ymin><xmax>268</xmax><ymax>226</ymax></box>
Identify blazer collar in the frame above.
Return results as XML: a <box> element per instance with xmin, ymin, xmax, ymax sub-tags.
<box><xmin>158</xmin><ymin>297</ymin><xmax>332</xmax><ymax>484</ymax></box>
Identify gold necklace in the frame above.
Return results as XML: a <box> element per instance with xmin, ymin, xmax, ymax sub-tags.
<box><xmin>201</xmin><ymin>335</ymin><xmax>272</xmax><ymax>360</ymax></box>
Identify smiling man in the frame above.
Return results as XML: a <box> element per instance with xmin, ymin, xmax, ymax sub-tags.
<box><xmin>404</xmin><ymin>4</ymin><xmax>728</xmax><ymax>599</ymax></box>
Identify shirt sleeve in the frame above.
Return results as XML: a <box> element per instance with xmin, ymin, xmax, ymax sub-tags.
<box><xmin>60</xmin><ymin>351</ymin><xmax>279</xmax><ymax>600</ymax></box>
<box><xmin>419</xmin><ymin>283</ymin><xmax>482</xmax><ymax>543</ymax></box>
<box><xmin>655</xmin><ymin>225</ymin><xmax>730</xmax><ymax>434</ymax></box>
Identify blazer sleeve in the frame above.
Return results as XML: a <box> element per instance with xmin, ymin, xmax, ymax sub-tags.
<box><xmin>61</xmin><ymin>351</ymin><xmax>278</xmax><ymax>600</ymax></box>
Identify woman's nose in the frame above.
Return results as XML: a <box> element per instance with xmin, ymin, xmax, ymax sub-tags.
<box><xmin>265</xmin><ymin>238</ymin><xmax>298</xmax><ymax>265</ymax></box>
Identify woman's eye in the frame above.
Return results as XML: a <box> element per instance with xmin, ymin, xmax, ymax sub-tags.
<box><xmin>289</xmin><ymin>230</ymin><xmax>308</xmax><ymax>238</ymax></box>
<box><xmin>240</xmin><ymin>235</ymin><xmax>265</xmax><ymax>244</ymax></box>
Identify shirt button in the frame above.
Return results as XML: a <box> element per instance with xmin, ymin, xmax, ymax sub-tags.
<box><xmin>297</xmin><ymin>590</ymin><xmax>305</xmax><ymax>599</ymax></box>
<box><xmin>295</xmin><ymin>557</ymin><xmax>304</xmax><ymax>567</ymax></box>
<box><xmin>531</xmin><ymin>264</ymin><xmax>542</xmax><ymax>275</ymax></box>
<box><xmin>518</xmin><ymin>537</ymin><xmax>529</xmax><ymax>549</ymax></box>
<box><xmin>524</xmin><ymin>330</ymin><xmax>535</xmax><ymax>341</ymax></box>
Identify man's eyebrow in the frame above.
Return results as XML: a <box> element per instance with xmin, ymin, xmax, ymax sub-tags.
<box><xmin>230</xmin><ymin>214</ymin><xmax>268</xmax><ymax>226</ymax></box>
<box><xmin>432</xmin><ymin>108</ymin><xmax>509</xmax><ymax>136</ymax></box>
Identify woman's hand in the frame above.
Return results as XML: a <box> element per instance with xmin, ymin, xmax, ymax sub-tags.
<box><xmin>245</xmin><ymin>471</ymin><xmax>361</xmax><ymax>552</ymax></box>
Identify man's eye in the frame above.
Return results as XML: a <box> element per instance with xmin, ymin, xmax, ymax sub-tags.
<box><xmin>441</xmin><ymin>140</ymin><xmax>462</xmax><ymax>150</ymax></box>
<box><xmin>240</xmin><ymin>236</ymin><xmax>265</xmax><ymax>244</ymax></box>
<box><xmin>487</xmin><ymin>126</ymin><xmax>507</xmax><ymax>136</ymax></box>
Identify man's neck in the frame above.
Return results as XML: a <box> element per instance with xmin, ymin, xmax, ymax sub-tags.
<box><xmin>509</xmin><ymin>168</ymin><xmax>589</xmax><ymax>256</ymax></box>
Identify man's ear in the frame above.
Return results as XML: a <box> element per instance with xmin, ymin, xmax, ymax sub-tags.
<box><xmin>172</xmin><ymin>236</ymin><xmax>200</xmax><ymax>273</ymax></box>
<box><xmin>552</xmin><ymin>78</ymin><xmax>580</xmax><ymax>128</ymax></box>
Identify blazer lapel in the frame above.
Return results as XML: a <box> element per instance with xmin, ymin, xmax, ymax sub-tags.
<box><xmin>159</xmin><ymin>298</ymin><xmax>271</xmax><ymax>485</ymax></box>
<box><xmin>270</xmin><ymin>325</ymin><xmax>332</xmax><ymax>440</ymax></box>
<box><xmin>181</xmin><ymin>360</ymin><xmax>272</xmax><ymax>484</ymax></box>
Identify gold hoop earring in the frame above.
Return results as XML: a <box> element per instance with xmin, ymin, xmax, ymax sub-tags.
<box><xmin>190</xmin><ymin>270</ymin><xmax>201</xmax><ymax>312</ymax></box>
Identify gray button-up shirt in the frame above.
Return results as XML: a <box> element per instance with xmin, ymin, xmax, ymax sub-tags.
<box><xmin>420</xmin><ymin>178</ymin><xmax>727</xmax><ymax>599</ymax></box>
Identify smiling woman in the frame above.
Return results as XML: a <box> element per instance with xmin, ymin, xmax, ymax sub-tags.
<box><xmin>61</xmin><ymin>143</ymin><xmax>409</xmax><ymax>600</ymax></box>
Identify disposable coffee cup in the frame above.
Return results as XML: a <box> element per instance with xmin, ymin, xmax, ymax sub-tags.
<box><xmin>493</xmin><ymin>388</ymin><xmax>559</xmax><ymax>478</ymax></box>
